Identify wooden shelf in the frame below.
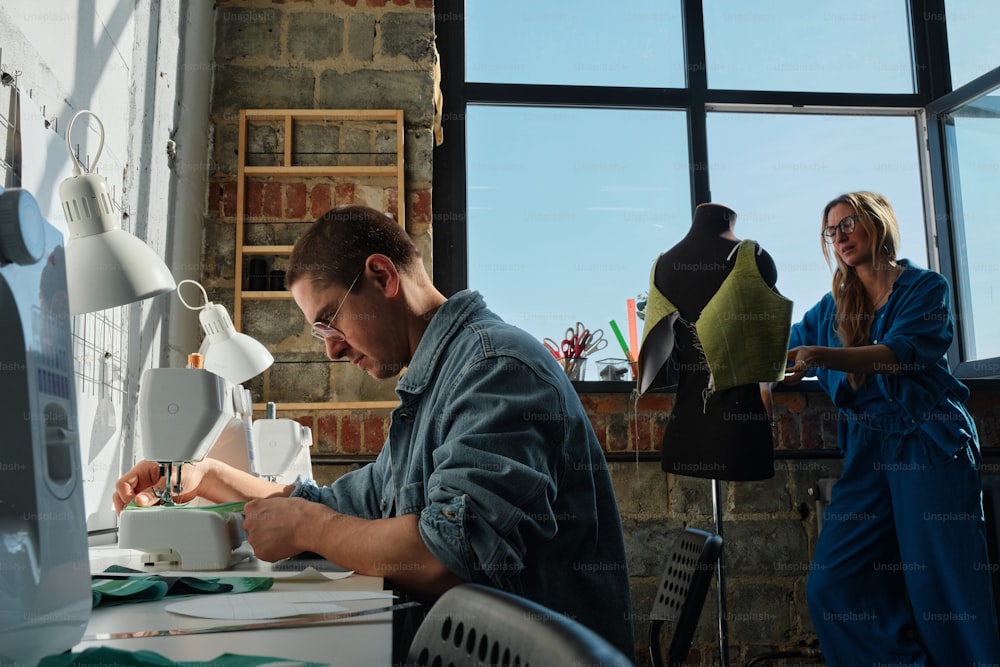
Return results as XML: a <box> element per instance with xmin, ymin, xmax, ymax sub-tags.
<box><xmin>240</xmin><ymin>290</ymin><xmax>292</xmax><ymax>300</ymax></box>
<box><xmin>244</xmin><ymin>165</ymin><xmax>399</xmax><ymax>177</ymax></box>
<box><xmin>242</xmin><ymin>245</ymin><xmax>296</xmax><ymax>255</ymax></box>
<box><xmin>235</xmin><ymin>108</ymin><xmax>405</xmax><ymax>325</ymax></box>
<box><xmin>234</xmin><ymin>108</ymin><xmax>406</xmax><ymax>415</ymax></box>
<box><xmin>243</xmin><ymin>109</ymin><xmax>402</xmax><ymax>122</ymax></box>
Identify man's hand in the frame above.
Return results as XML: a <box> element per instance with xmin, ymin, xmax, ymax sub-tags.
<box><xmin>242</xmin><ymin>497</ymin><xmax>317</xmax><ymax>562</ymax></box>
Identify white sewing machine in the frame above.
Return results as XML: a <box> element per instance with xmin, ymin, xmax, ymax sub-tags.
<box><xmin>0</xmin><ymin>188</ymin><xmax>91</xmax><ymax>665</ymax></box>
<box><xmin>252</xmin><ymin>401</ymin><xmax>313</xmax><ymax>485</ymax></box>
<box><xmin>118</xmin><ymin>371</ymin><xmax>315</xmax><ymax>570</ymax></box>
<box><xmin>117</xmin><ymin>367</ymin><xmax>256</xmax><ymax>570</ymax></box>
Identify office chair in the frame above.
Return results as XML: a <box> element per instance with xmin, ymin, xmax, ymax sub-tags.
<box><xmin>649</xmin><ymin>527</ymin><xmax>723</xmax><ymax>667</ymax></box>
<box><xmin>405</xmin><ymin>583</ymin><xmax>634</xmax><ymax>667</ymax></box>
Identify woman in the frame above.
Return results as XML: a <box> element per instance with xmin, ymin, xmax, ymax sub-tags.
<box><xmin>784</xmin><ymin>191</ymin><xmax>1000</xmax><ymax>665</ymax></box>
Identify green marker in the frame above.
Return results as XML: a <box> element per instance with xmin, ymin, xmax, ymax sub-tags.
<box><xmin>609</xmin><ymin>319</ymin><xmax>633</xmax><ymax>361</ymax></box>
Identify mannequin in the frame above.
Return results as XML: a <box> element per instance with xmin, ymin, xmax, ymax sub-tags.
<box><xmin>638</xmin><ymin>203</ymin><xmax>791</xmax><ymax>481</ymax></box>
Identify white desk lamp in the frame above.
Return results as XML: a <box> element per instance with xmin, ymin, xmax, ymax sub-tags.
<box><xmin>177</xmin><ymin>279</ymin><xmax>274</xmax><ymax>384</ymax></box>
<box><xmin>58</xmin><ymin>110</ymin><xmax>176</xmax><ymax>315</ymax></box>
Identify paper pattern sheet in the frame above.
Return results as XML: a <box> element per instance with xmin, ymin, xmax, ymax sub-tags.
<box><xmin>165</xmin><ymin>590</ymin><xmax>395</xmax><ymax>620</ymax></box>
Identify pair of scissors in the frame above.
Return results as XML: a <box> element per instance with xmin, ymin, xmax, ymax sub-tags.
<box><xmin>542</xmin><ymin>338</ymin><xmax>563</xmax><ymax>359</ymax></box>
<box><xmin>582</xmin><ymin>328</ymin><xmax>608</xmax><ymax>356</ymax></box>
<box><xmin>561</xmin><ymin>322</ymin><xmax>592</xmax><ymax>358</ymax></box>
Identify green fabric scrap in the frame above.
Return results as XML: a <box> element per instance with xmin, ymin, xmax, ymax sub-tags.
<box><xmin>122</xmin><ymin>500</ymin><xmax>248</xmax><ymax>515</ymax></box>
<box><xmin>39</xmin><ymin>646</ymin><xmax>326</xmax><ymax>667</ymax></box>
<box><xmin>92</xmin><ymin>565</ymin><xmax>273</xmax><ymax>608</ymax></box>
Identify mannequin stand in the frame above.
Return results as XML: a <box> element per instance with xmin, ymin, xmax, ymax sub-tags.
<box><xmin>712</xmin><ymin>478</ymin><xmax>730</xmax><ymax>666</ymax></box>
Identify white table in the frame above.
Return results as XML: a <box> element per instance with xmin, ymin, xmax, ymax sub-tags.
<box><xmin>74</xmin><ymin>547</ymin><xmax>394</xmax><ymax>665</ymax></box>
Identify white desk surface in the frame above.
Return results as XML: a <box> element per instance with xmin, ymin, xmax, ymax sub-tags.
<box><xmin>76</xmin><ymin>547</ymin><xmax>393</xmax><ymax>665</ymax></box>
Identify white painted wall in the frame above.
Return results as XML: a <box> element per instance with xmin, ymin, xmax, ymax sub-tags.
<box><xmin>0</xmin><ymin>0</ymin><xmax>213</xmax><ymax>534</ymax></box>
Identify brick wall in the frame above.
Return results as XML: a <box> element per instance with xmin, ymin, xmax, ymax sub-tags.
<box><xmin>206</xmin><ymin>0</ymin><xmax>435</xmax><ymax>404</ymax></box>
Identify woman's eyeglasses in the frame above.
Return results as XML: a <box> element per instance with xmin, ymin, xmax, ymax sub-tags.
<box><xmin>823</xmin><ymin>214</ymin><xmax>858</xmax><ymax>243</ymax></box>
<box><xmin>311</xmin><ymin>270</ymin><xmax>363</xmax><ymax>342</ymax></box>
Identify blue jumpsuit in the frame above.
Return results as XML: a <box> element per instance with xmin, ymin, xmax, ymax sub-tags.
<box><xmin>789</xmin><ymin>260</ymin><xmax>1000</xmax><ymax>666</ymax></box>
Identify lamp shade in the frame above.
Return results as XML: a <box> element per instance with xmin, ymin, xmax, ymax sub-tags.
<box><xmin>59</xmin><ymin>111</ymin><xmax>176</xmax><ymax>314</ymax></box>
<box><xmin>198</xmin><ymin>302</ymin><xmax>274</xmax><ymax>384</ymax></box>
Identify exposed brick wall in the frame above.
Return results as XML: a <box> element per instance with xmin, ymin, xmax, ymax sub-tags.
<box><xmin>206</xmin><ymin>0</ymin><xmax>435</xmax><ymax>404</ymax></box>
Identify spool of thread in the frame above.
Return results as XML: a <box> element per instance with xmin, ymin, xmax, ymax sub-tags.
<box><xmin>248</xmin><ymin>258</ymin><xmax>268</xmax><ymax>291</ymax></box>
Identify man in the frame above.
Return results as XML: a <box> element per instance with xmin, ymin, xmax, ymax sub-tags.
<box><xmin>114</xmin><ymin>205</ymin><xmax>635</xmax><ymax>657</ymax></box>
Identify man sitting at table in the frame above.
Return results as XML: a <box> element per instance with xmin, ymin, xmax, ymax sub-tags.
<box><xmin>114</xmin><ymin>205</ymin><xmax>635</xmax><ymax>659</ymax></box>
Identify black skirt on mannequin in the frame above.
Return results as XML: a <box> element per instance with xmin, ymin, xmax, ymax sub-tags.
<box><xmin>660</xmin><ymin>318</ymin><xmax>775</xmax><ymax>480</ymax></box>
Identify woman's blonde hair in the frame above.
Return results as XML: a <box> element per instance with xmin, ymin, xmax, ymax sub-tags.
<box><xmin>821</xmin><ymin>191</ymin><xmax>901</xmax><ymax>389</ymax></box>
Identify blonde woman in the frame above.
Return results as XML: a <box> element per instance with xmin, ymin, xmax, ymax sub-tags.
<box><xmin>784</xmin><ymin>191</ymin><xmax>1000</xmax><ymax>665</ymax></box>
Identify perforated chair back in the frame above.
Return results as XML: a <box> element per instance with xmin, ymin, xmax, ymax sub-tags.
<box><xmin>648</xmin><ymin>528</ymin><xmax>723</xmax><ymax>667</ymax></box>
<box><xmin>405</xmin><ymin>583</ymin><xmax>633</xmax><ymax>667</ymax></box>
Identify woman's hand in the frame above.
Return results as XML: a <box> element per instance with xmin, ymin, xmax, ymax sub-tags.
<box><xmin>113</xmin><ymin>459</ymin><xmax>212</xmax><ymax>513</ymax></box>
<box><xmin>784</xmin><ymin>346</ymin><xmax>822</xmax><ymax>385</ymax></box>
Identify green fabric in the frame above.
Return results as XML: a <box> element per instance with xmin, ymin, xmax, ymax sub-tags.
<box><xmin>639</xmin><ymin>263</ymin><xmax>677</xmax><ymax>352</ymax></box>
<box><xmin>638</xmin><ymin>239</ymin><xmax>793</xmax><ymax>394</ymax></box>
<box><xmin>122</xmin><ymin>500</ymin><xmax>248</xmax><ymax>515</ymax></box>
<box><xmin>39</xmin><ymin>647</ymin><xmax>326</xmax><ymax>667</ymax></box>
<box><xmin>696</xmin><ymin>240</ymin><xmax>793</xmax><ymax>391</ymax></box>
<box><xmin>92</xmin><ymin>565</ymin><xmax>273</xmax><ymax>608</ymax></box>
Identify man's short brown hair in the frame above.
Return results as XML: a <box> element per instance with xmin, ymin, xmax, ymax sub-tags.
<box><xmin>286</xmin><ymin>206</ymin><xmax>418</xmax><ymax>289</ymax></box>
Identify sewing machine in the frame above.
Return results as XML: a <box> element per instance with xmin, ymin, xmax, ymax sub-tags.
<box><xmin>0</xmin><ymin>187</ymin><xmax>91</xmax><ymax>665</ymax></box>
<box><xmin>117</xmin><ymin>367</ymin><xmax>256</xmax><ymax>570</ymax></box>
<box><xmin>251</xmin><ymin>402</ymin><xmax>313</xmax><ymax>485</ymax></box>
<box><xmin>118</xmin><ymin>372</ymin><xmax>315</xmax><ymax>570</ymax></box>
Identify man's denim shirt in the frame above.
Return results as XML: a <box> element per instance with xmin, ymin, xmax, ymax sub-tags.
<box><xmin>291</xmin><ymin>289</ymin><xmax>635</xmax><ymax>656</ymax></box>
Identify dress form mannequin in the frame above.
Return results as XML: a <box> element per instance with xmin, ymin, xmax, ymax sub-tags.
<box><xmin>638</xmin><ymin>202</ymin><xmax>791</xmax><ymax>667</ymax></box>
<box><xmin>643</xmin><ymin>202</ymin><xmax>783</xmax><ymax>481</ymax></box>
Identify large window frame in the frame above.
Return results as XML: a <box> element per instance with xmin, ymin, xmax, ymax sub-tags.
<box><xmin>433</xmin><ymin>0</ymin><xmax>1000</xmax><ymax>380</ymax></box>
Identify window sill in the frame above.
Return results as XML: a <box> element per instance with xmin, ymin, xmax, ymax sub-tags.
<box><xmin>574</xmin><ymin>377</ymin><xmax>1000</xmax><ymax>394</ymax></box>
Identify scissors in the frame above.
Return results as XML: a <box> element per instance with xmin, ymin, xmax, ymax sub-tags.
<box><xmin>582</xmin><ymin>328</ymin><xmax>608</xmax><ymax>356</ymax></box>
<box><xmin>542</xmin><ymin>337</ymin><xmax>563</xmax><ymax>359</ymax></box>
<box><xmin>561</xmin><ymin>322</ymin><xmax>592</xmax><ymax>358</ymax></box>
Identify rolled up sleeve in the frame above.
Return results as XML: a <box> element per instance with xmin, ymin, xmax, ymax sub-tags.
<box><xmin>289</xmin><ymin>451</ymin><xmax>388</xmax><ymax>519</ymax></box>
<box><xmin>880</xmin><ymin>272</ymin><xmax>953</xmax><ymax>373</ymax></box>
<box><xmin>417</xmin><ymin>355</ymin><xmax>563</xmax><ymax>588</ymax></box>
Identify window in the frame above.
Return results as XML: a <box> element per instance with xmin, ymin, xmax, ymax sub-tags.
<box><xmin>706</xmin><ymin>112</ymin><xmax>927</xmax><ymax>322</ymax></box>
<box><xmin>936</xmin><ymin>83</ymin><xmax>1000</xmax><ymax>368</ymax></box>
<box><xmin>943</xmin><ymin>0</ymin><xmax>1000</xmax><ymax>89</ymax></box>
<box><xmin>467</xmin><ymin>106</ymin><xmax>689</xmax><ymax>379</ymax></box>
<box><xmin>435</xmin><ymin>0</ymin><xmax>1000</xmax><ymax>380</ymax></box>
<box><xmin>703</xmin><ymin>1</ymin><xmax>914</xmax><ymax>93</ymax></box>
<box><xmin>465</xmin><ymin>1</ymin><xmax>684</xmax><ymax>88</ymax></box>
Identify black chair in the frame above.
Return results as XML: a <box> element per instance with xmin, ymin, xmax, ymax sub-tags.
<box><xmin>649</xmin><ymin>528</ymin><xmax>723</xmax><ymax>667</ymax></box>
<box><xmin>405</xmin><ymin>583</ymin><xmax>633</xmax><ymax>667</ymax></box>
